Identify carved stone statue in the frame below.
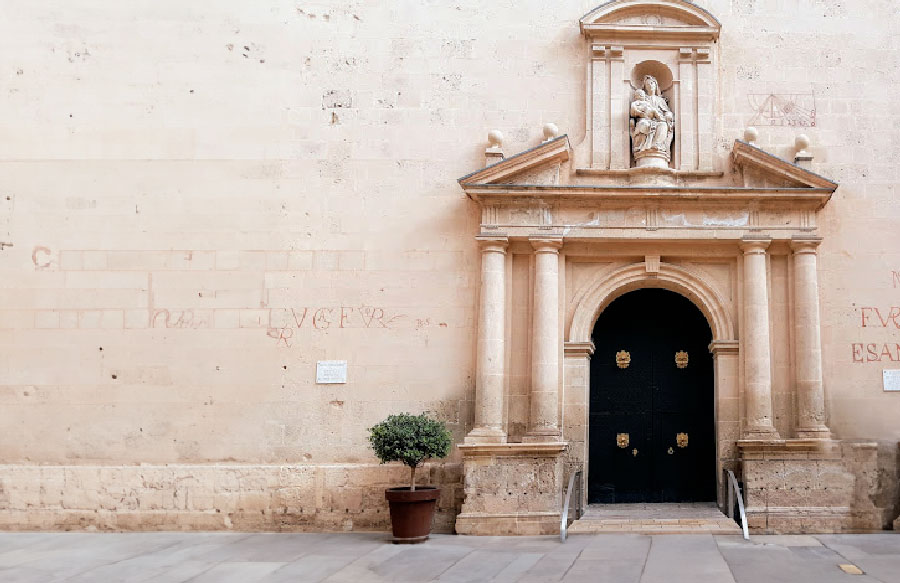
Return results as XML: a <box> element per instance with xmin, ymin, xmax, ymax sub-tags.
<box><xmin>630</xmin><ymin>75</ymin><xmax>674</xmax><ymax>168</ymax></box>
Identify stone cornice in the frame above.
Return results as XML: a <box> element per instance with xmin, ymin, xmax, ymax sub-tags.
<box><xmin>461</xmin><ymin>184</ymin><xmax>834</xmax><ymax>207</ymax></box>
<box><xmin>731</xmin><ymin>140</ymin><xmax>838</xmax><ymax>191</ymax></box>
<box><xmin>457</xmin><ymin>442</ymin><xmax>568</xmax><ymax>457</ymax></box>
<box><xmin>458</xmin><ymin>135</ymin><xmax>571</xmax><ymax>186</ymax></box>
<box><xmin>736</xmin><ymin>438</ymin><xmax>844</xmax><ymax>453</ymax></box>
<box><xmin>580</xmin><ymin>1</ymin><xmax>721</xmax><ymax>42</ymax></box>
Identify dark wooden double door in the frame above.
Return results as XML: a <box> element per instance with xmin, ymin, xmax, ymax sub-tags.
<box><xmin>588</xmin><ymin>288</ymin><xmax>715</xmax><ymax>503</ymax></box>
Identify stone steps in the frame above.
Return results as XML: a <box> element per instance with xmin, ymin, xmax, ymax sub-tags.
<box><xmin>568</xmin><ymin>517</ymin><xmax>742</xmax><ymax>534</ymax></box>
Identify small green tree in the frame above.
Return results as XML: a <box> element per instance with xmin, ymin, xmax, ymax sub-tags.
<box><xmin>368</xmin><ymin>413</ymin><xmax>452</xmax><ymax>491</ymax></box>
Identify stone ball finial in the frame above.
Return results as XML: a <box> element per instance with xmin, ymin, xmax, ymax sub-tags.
<box><xmin>542</xmin><ymin>122</ymin><xmax>560</xmax><ymax>142</ymax></box>
<box><xmin>487</xmin><ymin>130</ymin><xmax>503</xmax><ymax>149</ymax></box>
<box><xmin>744</xmin><ymin>126</ymin><xmax>759</xmax><ymax>144</ymax></box>
<box><xmin>795</xmin><ymin>134</ymin><xmax>811</xmax><ymax>152</ymax></box>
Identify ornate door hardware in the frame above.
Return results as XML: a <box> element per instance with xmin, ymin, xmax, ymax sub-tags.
<box><xmin>632</xmin><ymin>448</ymin><xmax>638</xmax><ymax>457</ymax></box>
<box><xmin>616</xmin><ymin>350</ymin><xmax>631</xmax><ymax>369</ymax></box>
<box><xmin>675</xmin><ymin>350</ymin><xmax>689</xmax><ymax>369</ymax></box>
<box><xmin>667</xmin><ymin>447</ymin><xmax>674</xmax><ymax>455</ymax></box>
<box><xmin>676</xmin><ymin>432</ymin><xmax>688</xmax><ymax>448</ymax></box>
<box><xmin>616</xmin><ymin>433</ymin><xmax>630</xmax><ymax>448</ymax></box>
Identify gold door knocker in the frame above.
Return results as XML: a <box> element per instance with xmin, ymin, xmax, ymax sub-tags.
<box><xmin>632</xmin><ymin>448</ymin><xmax>638</xmax><ymax>457</ymax></box>
<box><xmin>667</xmin><ymin>447</ymin><xmax>674</xmax><ymax>455</ymax></box>
<box><xmin>676</xmin><ymin>432</ymin><xmax>688</xmax><ymax>448</ymax></box>
<box><xmin>616</xmin><ymin>350</ymin><xmax>631</xmax><ymax>369</ymax></box>
<box><xmin>675</xmin><ymin>350</ymin><xmax>689</xmax><ymax>369</ymax></box>
<box><xmin>616</xmin><ymin>433</ymin><xmax>630</xmax><ymax>448</ymax></box>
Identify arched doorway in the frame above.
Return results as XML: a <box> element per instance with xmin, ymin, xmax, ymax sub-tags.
<box><xmin>588</xmin><ymin>288</ymin><xmax>715</xmax><ymax>503</ymax></box>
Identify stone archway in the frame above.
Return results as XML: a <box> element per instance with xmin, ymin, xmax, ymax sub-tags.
<box><xmin>563</xmin><ymin>261</ymin><xmax>739</xmax><ymax>508</ymax></box>
<box><xmin>568</xmin><ymin>261</ymin><xmax>735</xmax><ymax>344</ymax></box>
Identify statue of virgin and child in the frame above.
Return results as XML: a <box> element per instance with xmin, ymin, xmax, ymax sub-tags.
<box><xmin>630</xmin><ymin>74</ymin><xmax>674</xmax><ymax>165</ymax></box>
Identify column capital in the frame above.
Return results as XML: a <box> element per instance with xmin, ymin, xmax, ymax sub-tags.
<box><xmin>476</xmin><ymin>235</ymin><xmax>508</xmax><ymax>253</ymax></box>
<box><xmin>790</xmin><ymin>236</ymin><xmax>823</xmax><ymax>254</ymax></box>
<box><xmin>740</xmin><ymin>235</ymin><xmax>772</xmax><ymax>254</ymax></box>
<box><xmin>529</xmin><ymin>236</ymin><xmax>563</xmax><ymax>253</ymax></box>
<box><xmin>564</xmin><ymin>341</ymin><xmax>595</xmax><ymax>358</ymax></box>
<box><xmin>709</xmin><ymin>340</ymin><xmax>739</xmax><ymax>356</ymax></box>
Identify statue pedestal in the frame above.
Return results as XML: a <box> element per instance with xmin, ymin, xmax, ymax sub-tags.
<box><xmin>634</xmin><ymin>149</ymin><xmax>670</xmax><ymax>169</ymax></box>
<box><xmin>455</xmin><ymin>442</ymin><xmax>567</xmax><ymax>535</ymax></box>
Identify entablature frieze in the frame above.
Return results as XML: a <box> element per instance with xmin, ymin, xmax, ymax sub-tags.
<box><xmin>466</xmin><ymin>185</ymin><xmax>833</xmax><ymax>206</ymax></box>
<box><xmin>477</xmin><ymin>199</ymin><xmax>820</xmax><ymax>239</ymax></box>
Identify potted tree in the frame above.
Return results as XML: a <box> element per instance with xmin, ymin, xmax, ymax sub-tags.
<box><xmin>368</xmin><ymin>412</ymin><xmax>452</xmax><ymax>543</ymax></box>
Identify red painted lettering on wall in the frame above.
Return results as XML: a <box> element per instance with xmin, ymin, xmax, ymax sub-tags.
<box><xmin>859</xmin><ymin>307</ymin><xmax>900</xmax><ymax>328</ymax></box>
<box><xmin>851</xmin><ymin>343</ymin><xmax>900</xmax><ymax>363</ymax></box>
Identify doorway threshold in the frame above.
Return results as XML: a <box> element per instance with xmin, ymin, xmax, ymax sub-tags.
<box><xmin>569</xmin><ymin>503</ymin><xmax>741</xmax><ymax>535</ymax></box>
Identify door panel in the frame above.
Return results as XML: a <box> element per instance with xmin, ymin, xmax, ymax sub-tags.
<box><xmin>588</xmin><ymin>288</ymin><xmax>715</xmax><ymax>504</ymax></box>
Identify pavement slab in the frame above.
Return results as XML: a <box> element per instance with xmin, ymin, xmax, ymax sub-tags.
<box><xmin>0</xmin><ymin>532</ymin><xmax>899</xmax><ymax>582</ymax></box>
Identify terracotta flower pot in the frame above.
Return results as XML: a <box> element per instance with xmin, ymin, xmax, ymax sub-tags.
<box><xmin>384</xmin><ymin>486</ymin><xmax>440</xmax><ymax>543</ymax></box>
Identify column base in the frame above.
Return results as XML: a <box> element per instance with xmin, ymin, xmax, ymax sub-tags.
<box><xmin>464</xmin><ymin>427</ymin><xmax>507</xmax><ymax>444</ymax></box>
<box><xmin>522</xmin><ymin>428</ymin><xmax>560</xmax><ymax>443</ymax></box>
<box><xmin>742</xmin><ymin>425</ymin><xmax>780</xmax><ymax>440</ymax></box>
<box><xmin>794</xmin><ymin>427</ymin><xmax>832</xmax><ymax>440</ymax></box>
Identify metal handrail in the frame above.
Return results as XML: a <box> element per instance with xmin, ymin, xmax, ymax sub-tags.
<box><xmin>726</xmin><ymin>469</ymin><xmax>750</xmax><ymax>540</ymax></box>
<box><xmin>560</xmin><ymin>469</ymin><xmax>583</xmax><ymax>542</ymax></box>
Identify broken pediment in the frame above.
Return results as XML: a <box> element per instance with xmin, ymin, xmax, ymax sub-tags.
<box><xmin>458</xmin><ymin>135</ymin><xmax>571</xmax><ymax>186</ymax></box>
<box><xmin>731</xmin><ymin>140</ymin><xmax>838</xmax><ymax>191</ymax></box>
<box><xmin>580</xmin><ymin>0</ymin><xmax>720</xmax><ymax>42</ymax></box>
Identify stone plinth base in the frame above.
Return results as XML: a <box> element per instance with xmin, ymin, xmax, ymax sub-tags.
<box><xmin>456</xmin><ymin>512</ymin><xmax>559</xmax><ymax>535</ymax></box>
<box><xmin>456</xmin><ymin>442</ymin><xmax>566</xmax><ymax>536</ymax></box>
<box><xmin>738</xmin><ymin>439</ymin><xmax>881</xmax><ymax>534</ymax></box>
<box><xmin>633</xmin><ymin>148</ymin><xmax>670</xmax><ymax>169</ymax></box>
<box><xmin>0</xmin><ymin>463</ymin><xmax>464</xmax><ymax>533</ymax></box>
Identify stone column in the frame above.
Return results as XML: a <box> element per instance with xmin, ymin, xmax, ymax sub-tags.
<box><xmin>740</xmin><ymin>236</ymin><xmax>779</xmax><ymax>438</ymax></box>
<box><xmin>526</xmin><ymin>237</ymin><xmax>563</xmax><ymax>441</ymax></box>
<box><xmin>608</xmin><ymin>48</ymin><xmax>628</xmax><ymax>170</ymax></box>
<box><xmin>590</xmin><ymin>45</ymin><xmax>609</xmax><ymax>169</ymax></box>
<box><xmin>465</xmin><ymin>235</ymin><xmax>508</xmax><ymax>444</ymax></box>
<box><xmin>791</xmin><ymin>237</ymin><xmax>831</xmax><ymax>439</ymax></box>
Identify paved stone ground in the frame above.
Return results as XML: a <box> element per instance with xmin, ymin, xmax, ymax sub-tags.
<box><xmin>1</xmin><ymin>532</ymin><xmax>899</xmax><ymax>582</ymax></box>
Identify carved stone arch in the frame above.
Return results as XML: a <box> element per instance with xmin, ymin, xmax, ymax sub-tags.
<box><xmin>568</xmin><ymin>261</ymin><xmax>735</xmax><ymax>344</ymax></box>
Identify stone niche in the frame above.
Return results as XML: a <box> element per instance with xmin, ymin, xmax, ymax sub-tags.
<box><xmin>577</xmin><ymin>0</ymin><xmax>719</xmax><ymax>171</ymax></box>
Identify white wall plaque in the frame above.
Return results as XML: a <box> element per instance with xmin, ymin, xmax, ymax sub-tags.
<box><xmin>883</xmin><ymin>369</ymin><xmax>900</xmax><ymax>392</ymax></box>
<box><xmin>316</xmin><ymin>360</ymin><xmax>348</xmax><ymax>384</ymax></box>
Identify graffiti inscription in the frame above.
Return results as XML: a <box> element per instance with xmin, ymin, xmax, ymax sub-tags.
<box><xmin>266</xmin><ymin>306</ymin><xmax>406</xmax><ymax>347</ymax></box>
<box><xmin>748</xmin><ymin>92</ymin><xmax>816</xmax><ymax>127</ymax></box>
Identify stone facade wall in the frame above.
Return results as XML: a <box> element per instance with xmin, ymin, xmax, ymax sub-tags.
<box><xmin>0</xmin><ymin>463</ymin><xmax>463</xmax><ymax>533</ymax></box>
<box><xmin>0</xmin><ymin>0</ymin><xmax>899</xmax><ymax>531</ymax></box>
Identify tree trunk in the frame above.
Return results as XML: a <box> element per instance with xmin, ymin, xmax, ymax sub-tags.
<box><xmin>409</xmin><ymin>465</ymin><xmax>416</xmax><ymax>491</ymax></box>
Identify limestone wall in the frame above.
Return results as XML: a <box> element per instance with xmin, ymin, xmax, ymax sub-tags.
<box><xmin>0</xmin><ymin>1</ymin><xmax>898</xmax><ymax>530</ymax></box>
<box><xmin>0</xmin><ymin>463</ymin><xmax>463</xmax><ymax>533</ymax></box>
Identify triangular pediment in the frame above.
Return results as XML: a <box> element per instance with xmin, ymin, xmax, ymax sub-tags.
<box><xmin>458</xmin><ymin>135</ymin><xmax>571</xmax><ymax>186</ymax></box>
<box><xmin>580</xmin><ymin>0</ymin><xmax>720</xmax><ymax>41</ymax></box>
<box><xmin>731</xmin><ymin>140</ymin><xmax>838</xmax><ymax>191</ymax></box>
